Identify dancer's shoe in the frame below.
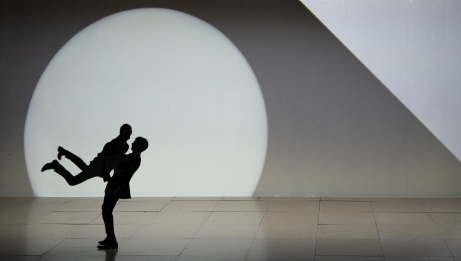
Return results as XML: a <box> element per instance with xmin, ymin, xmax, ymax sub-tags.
<box><xmin>57</xmin><ymin>146</ymin><xmax>65</xmax><ymax>160</ymax></box>
<box><xmin>97</xmin><ymin>241</ymin><xmax>118</xmax><ymax>250</ymax></box>
<box><xmin>98</xmin><ymin>238</ymin><xmax>109</xmax><ymax>245</ymax></box>
<box><xmin>41</xmin><ymin>160</ymin><xmax>58</xmax><ymax>172</ymax></box>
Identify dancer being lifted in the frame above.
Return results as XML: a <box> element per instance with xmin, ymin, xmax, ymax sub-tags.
<box><xmin>41</xmin><ymin>124</ymin><xmax>132</xmax><ymax>185</ymax></box>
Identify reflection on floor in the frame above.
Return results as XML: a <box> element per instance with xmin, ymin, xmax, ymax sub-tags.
<box><xmin>1</xmin><ymin>197</ymin><xmax>461</xmax><ymax>260</ymax></box>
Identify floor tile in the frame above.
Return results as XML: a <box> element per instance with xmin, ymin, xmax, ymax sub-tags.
<box><xmin>422</xmin><ymin>199</ymin><xmax>461</xmax><ymax>212</ymax></box>
<box><xmin>222</xmin><ymin>197</ymin><xmax>265</xmax><ymax>201</ymax></box>
<box><xmin>132</xmin><ymin>223</ymin><xmax>201</xmax><ymax>239</ymax></box>
<box><xmin>205</xmin><ymin>212</ymin><xmax>264</xmax><ymax>224</ymax></box>
<box><xmin>120</xmin><ymin>238</ymin><xmax>190</xmax><ymax>256</ymax></box>
<box><xmin>195</xmin><ymin>224</ymin><xmax>259</xmax><ymax>238</ymax></box>
<box><xmin>380</xmin><ymin>239</ymin><xmax>451</xmax><ymax>257</ymax></box>
<box><xmin>247</xmin><ymin>238</ymin><xmax>316</xmax><ymax>261</ymax></box>
<box><xmin>44</xmin><ymin>238</ymin><xmax>185</xmax><ymax>257</ymax></box>
<box><xmin>256</xmin><ymin>223</ymin><xmax>317</xmax><ymax>239</ymax></box>
<box><xmin>430</xmin><ymin>213</ymin><xmax>461</xmax><ymax>225</ymax></box>
<box><xmin>0</xmin><ymin>235</ymin><xmax>64</xmax><ymax>256</ymax></box>
<box><xmin>178</xmin><ymin>238</ymin><xmax>252</xmax><ymax>260</ymax></box>
<box><xmin>385</xmin><ymin>258</ymin><xmax>455</xmax><ymax>261</ymax></box>
<box><xmin>177</xmin><ymin>256</ymin><xmax>245</xmax><ymax>261</ymax></box>
<box><xmin>0</xmin><ymin>224</ymin><xmax>12</xmax><ymax>237</ymax></box>
<box><xmin>318</xmin><ymin>224</ymin><xmax>378</xmax><ymax>239</ymax></box>
<box><xmin>316</xmin><ymin>257</ymin><xmax>384</xmax><ymax>261</ymax></box>
<box><xmin>316</xmin><ymin>239</ymin><xmax>383</xmax><ymax>256</ymax></box>
<box><xmin>37</xmin><ymin>212</ymin><xmax>100</xmax><ymax>224</ymax></box>
<box><xmin>10</xmin><ymin>223</ymin><xmax>137</xmax><ymax>240</ymax></box>
<box><xmin>173</xmin><ymin>197</ymin><xmax>222</xmax><ymax>201</ymax></box>
<box><xmin>54</xmin><ymin>201</ymin><xmax>102</xmax><ymax>212</ymax></box>
<box><xmin>68</xmin><ymin>197</ymin><xmax>102</xmax><ymax>201</ymax></box>
<box><xmin>0</xmin><ymin>201</ymin><xmax>63</xmax><ymax>224</ymax></box>
<box><xmin>39</xmin><ymin>255</ymin><xmax>178</xmax><ymax>261</ymax></box>
<box><xmin>263</xmin><ymin>211</ymin><xmax>318</xmax><ymax>224</ymax></box>
<box><xmin>148</xmin><ymin>212</ymin><xmax>211</xmax><ymax>225</ymax></box>
<box><xmin>267</xmin><ymin>200</ymin><xmax>319</xmax><ymax>212</ymax></box>
<box><xmin>43</xmin><ymin>238</ymin><xmax>107</xmax><ymax>256</ymax></box>
<box><xmin>71</xmin><ymin>224</ymin><xmax>140</xmax><ymax>239</ymax></box>
<box><xmin>109</xmin><ymin>257</ymin><xmax>178</xmax><ymax>261</ymax></box>
<box><xmin>91</xmin><ymin>211</ymin><xmax>155</xmax><ymax>225</ymax></box>
<box><xmin>114</xmin><ymin>200</ymin><xmax>168</xmax><ymax>212</ymax></box>
<box><xmin>371</xmin><ymin>200</ymin><xmax>425</xmax><ymax>213</ymax></box>
<box><xmin>445</xmin><ymin>239</ymin><xmax>461</xmax><ymax>256</ymax></box>
<box><xmin>435</xmin><ymin>225</ymin><xmax>461</xmax><ymax>239</ymax></box>
<box><xmin>320</xmin><ymin>201</ymin><xmax>372</xmax><ymax>212</ymax></box>
<box><xmin>0</xmin><ymin>198</ymin><xmax>71</xmax><ymax>213</ymax></box>
<box><xmin>162</xmin><ymin>201</ymin><xmax>219</xmax><ymax>212</ymax></box>
<box><xmin>131</xmin><ymin>197</ymin><xmax>174</xmax><ymax>201</ymax></box>
<box><xmin>375</xmin><ymin>213</ymin><xmax>433</xmax><ymax>225</ymax></box>
<box><xmin>0</xmin><ymin>210</ymin><xmax>46</xmax><ymax>225</ymax></box>
<box><xmin>0</xmin><ymin>256</ymin><xmax>41</xmax><ymax>261</ymax></box>
<box><xmin>319</xmin><ymin>212</ymin><xmax>375</xmax><ymax>225</ymax></box>
<box><xmin>321</xmin><ymin>197</ymin><xmax>386</xmax><ymax>202</ymax></box>
<box><xmin>214</xmin><ymin>201</ymin><xmax>269</xmax><ymax>212</ymax></box>
<box><xmin>3</xmin><ymin>224</ymin><xmax>79</xmax><ymax>239</ymax></box>
<box><xmin>377</xmin><ymin>224</ymin><xmax>441</xmax><ymax>239</ymax></box>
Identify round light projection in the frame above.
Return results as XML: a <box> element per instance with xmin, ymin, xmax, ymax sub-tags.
<box><xmin>25</xmin><ymin>8</ymin><xmax>267</xmax><ymax>197</ymax></box>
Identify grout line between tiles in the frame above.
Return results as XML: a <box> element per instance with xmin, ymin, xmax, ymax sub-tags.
<box><xmin>314</xmin><ymin>198</ymin><xmax>321</xmax><ymax>258</ymax></box>
<box><xmin>371</xmin><ymin>200</ymin><xmax>385</xmax><ymax>258</ymax></box>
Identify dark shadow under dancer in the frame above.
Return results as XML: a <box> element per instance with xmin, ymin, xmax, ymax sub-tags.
<box><xmin>41</xmin><ymin>124</ymin><xmax>132</xmax><ymax>185</ymax></box>
<box><xmin>97</xmin><ymin>136</ymin><xmax>149</xmax><ymax>250</ymax></box>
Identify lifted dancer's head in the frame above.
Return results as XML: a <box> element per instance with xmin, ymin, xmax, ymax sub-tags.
<box><xmin>120</xmin><ymin>124</ymin><xmax>132</xmax><ymax>140</ymax></box>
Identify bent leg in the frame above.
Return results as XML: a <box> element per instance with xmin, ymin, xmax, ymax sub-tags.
<box><xmin>51</xmin><ymin>162</ymin><xmax>79</xmax><ymax>186</ymax></box>
<box><xmin>58</xmin><ymin>147</ymin><xmax>88</xmax><ymax>170</ymax></box>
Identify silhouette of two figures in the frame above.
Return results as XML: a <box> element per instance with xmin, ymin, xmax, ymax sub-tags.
<box><xmin>41</xmin><ymin>124</ymin><xmax>132</xmax><ymax>185</ymax></box>
<box><xmin>41</xmin><ymin>124</ymin><xmax>149</xmax><ymax>250</ymax></box>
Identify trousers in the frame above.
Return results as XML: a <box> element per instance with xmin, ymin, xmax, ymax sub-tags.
<box><xmin>101</xmin><ymin>192</ymin><xmax>120</xmax><ymax>240</ymax></box>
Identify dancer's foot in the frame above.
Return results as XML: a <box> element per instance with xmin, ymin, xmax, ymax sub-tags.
<box><xmin>41</xmin><ymin>160</ymin><xmax>58</xmax><ymax>172</ymax></box>
<box><xmin>97</xmin><ymin>243</ymin><xmax>118</xmax><ymax>250</ymax></box>
<box><xmin>98</xmin><ymin>238</ymin><xmax>118</xmax><ymax>250</ymax></box>
<box><xmin>98</xmin><ymin>238</ymin><xmax>109</xmax><ymax>245</ymax></box>
<box><xmin>57</xmin><ymin>146</ymin><xmax>65</xmax><ymax>160</ymax></box>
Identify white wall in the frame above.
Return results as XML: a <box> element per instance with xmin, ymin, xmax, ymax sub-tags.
<box><xmin>302</xmin><ymin>0</ymin><xmax>461</xmax><ymax>163</ymax></box>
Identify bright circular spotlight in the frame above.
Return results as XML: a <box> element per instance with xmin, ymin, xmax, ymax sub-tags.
<box><xmin>25</xmin><ymin>8</ymin><xmax>267</xmax><ymax>197</ymax></box>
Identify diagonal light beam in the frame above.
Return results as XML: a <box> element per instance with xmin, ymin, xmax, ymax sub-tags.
<box><xmin>301</xmin><ymin>0</ymin><xmax>461</xmax><ymax>162</ymax></box>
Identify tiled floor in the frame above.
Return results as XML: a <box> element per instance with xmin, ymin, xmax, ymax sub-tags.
<box><xmin>1</xmin><ymin>197</ymin><xmax>461</xmax><ymax>260</ymax></box>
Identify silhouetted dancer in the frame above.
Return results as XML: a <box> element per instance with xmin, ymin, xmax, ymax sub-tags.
<box><xmin>98</xmin><ymin>137</ymin><xmax>149</xmax><ymax>250</ymax></box>
<box><xmin>41</xmin><ymin>124</ymin><xmax>132</xmax><ymax>185</ymax></box>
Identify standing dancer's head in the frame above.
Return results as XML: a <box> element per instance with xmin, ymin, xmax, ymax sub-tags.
<box><xmin>131</xmin><ymin>137</ymin><xmax>148</xmax><ymax>154</ymax></box>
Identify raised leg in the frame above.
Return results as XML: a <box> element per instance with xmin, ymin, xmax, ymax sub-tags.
<box><xmin>58</xmin><ymin>146</ymin><xmax>88</xmax><ymax>171</ymax></box>
<box><xmin>42</xmin><ymin>160</ymin><xmax>95</xmax><ymax>186</ymax></box>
